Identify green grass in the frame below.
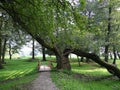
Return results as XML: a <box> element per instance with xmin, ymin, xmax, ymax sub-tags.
<box><xmin>0</xmin><ymin>56</ymin><xmax>57</xmax><ymax>90</ymax></box>
<box><xmin>0</xmin><ymin>58</ymin><xmax>38</xmax><ymax>90</ymax></box>
<box><xmin>51</xmin><ymin>60</ymin><xmax>120</xmax><ymax>90</ymax></box>
<box><xmin>1</xmin><ymin>57</ymin><xmax>120</xmax><ymax>90</ymax></box>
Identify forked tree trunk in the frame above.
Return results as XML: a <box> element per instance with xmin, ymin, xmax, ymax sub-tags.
<box><xmin>56</xmin><ymin>54</ymin><xmax>71</xmax><ymax>70</ymax></box>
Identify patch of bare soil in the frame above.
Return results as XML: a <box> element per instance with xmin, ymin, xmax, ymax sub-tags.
<box><xmin>28</xmin><ymin>72</ymin><xmax>59</xmax><ymax>90</ymax></box>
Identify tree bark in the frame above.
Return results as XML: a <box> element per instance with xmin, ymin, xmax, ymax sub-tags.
<box><xmin>104</xmin><ymin>6</ymin><xmax>112</xmax><ymax>62</ymax></box>
<box><xmin>109</xmin><ymin>52</ymin><xmax>113</xmax><ymax>59</ymax></box>
<box><xmin>9</xmin><ymin>42</ymin><xmax>12</xmax><ymax>60</ymax></box>
<box><xmin>0</xmin><ymin>36</ymin><xmax>3</xmax><ymax>69</ymax></box>
<box><xmin>77</xmin><ymin>56</ymin><xmax>80</xmax><ymax>66</ymax></box>
<box><xmin>117</xmin><ymin>51</ymin><xmax>120</xmax><ymax>59</ymax></box>
<box><xmin>61</xmin><ymin>54</ymin><xmax>71</xmax><ymax>70</ymax></box>
<box><xmin>113</xmin><ymin>46</ymin><xmax>116</xmax><ymax>64</ymax></box>
<box><xmin>104</xmin><ymin>45</ymin><xmax>109</xmax><ymax>62</ymax></box>
<box><xmin>42</xmin><ymin>46</ymin><xmax>46</xmax><ymax>61</ymax></box>
<box><xmin>55</xmin><ymin>53</ymin><xmax>71</xmax><ymax>70</ymax></box>
<box><xmin>32</xmin><ymin>38</ymin><xmax>35</xmax><ymax>60</ymax></box>
<box><xmin>81</xmin><ymin>57</ymin><xmax>84</xmax><ymax>62</ymax></box>
<box><xmin>2</xmin><ymin>38</ymin><xmax>7</xmax><ymax>64</ymax></box>
<box><xmin>56</xmin><ymin>54</ymin><xmax>62</xmax><ymax>69</ymax></box>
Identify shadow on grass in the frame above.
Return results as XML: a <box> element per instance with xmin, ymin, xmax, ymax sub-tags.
<box><xmin>0</xmin><ymin>68</ymin><xmax>37</xmax><ymax>84</ymax></box>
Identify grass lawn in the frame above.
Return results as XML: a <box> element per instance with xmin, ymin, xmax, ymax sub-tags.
<box><xmin>0</xmin><ymin>56</ymin><xmax>56</xmax><ymax>90</ymax></box>
<box><xmin>0</xmin><ymin>58</ymin><xmax>38</xmax><ymax>90</ymax></box>
<box><xmin>1</xmin><ymin>56</ymin><xmax>120</xmax><ymax>90</ymax></box>
<box><xmin>51</xmin><ymin>59</ymin><xmax>120</xmax><ymax>90</ymax></box>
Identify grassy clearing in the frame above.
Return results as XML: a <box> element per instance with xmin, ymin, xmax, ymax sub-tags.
<box><xmin>51</xmin><ymin>59</ymin><xmax>120</xmax><ymax>90</ymax></box>
<box><xmin>0</xmin><ymin>58</ymin><xmax>38</xmax><ymax>90</ymax></box>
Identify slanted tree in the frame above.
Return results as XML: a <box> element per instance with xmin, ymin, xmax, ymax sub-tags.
<box><xmin>1</xmin><ymin>0</ymin><xmax>120</xmax><ymax>79</ymax></box>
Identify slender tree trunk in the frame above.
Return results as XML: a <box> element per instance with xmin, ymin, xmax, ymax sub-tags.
<box><xmin>113</xmin><ymin>46</ymin><xmax>116</xmax><ymax>65</ymax></box>
<box><xmin>109</xmin><ymin>52</ymin><xmax>113</xmax><ymax>59</ymax></box>
<box><xmin>32</xmin><ymin>38</ymin><xmax>35</xmax><ymax>60</ymax></box>
<box><xmin>104</xmin><ymin>45</ymin><xmax>109</xmax><ymax>62</ymax></box>
<box><xmin>0</xmin><ymin>36</ymin><xmax>3</xmax><ymax>69</ymax></box>
<box><xmin>86</xmin><ymin>57</ymin><xmax>90</xmax><ymax>63</ymax></box>
<box><xmin>2</xmin><ymin>38</ymin><xmax>7</xmax><ymax>64</ymax></box>
<box><xmin>42</xmin><ymin>46</ymin><xmax>46</xmax><ymax>61</ymax></box>
<box><xmin>77</xmin><ymin>56</ymin><xmax>80</xmax><ymax>66</ymax></box>
<box><xmin>81</xmin><ymin>57</ymin><xmax>84</xmax><ymax>62</ymax></box>
<box><xmin>104</xmin><ymin>6</ymin><xmax>112</xmax><ymax>62</ymax></box>
<box><xmin>9</xmin><ymin>43</ymin><xmax>12</xmax><ymax>60</ymax></box>
<box><xmin>117</xmin><ymin>51</ymin><xmax>120</xmax><ymax>59</ymax></box>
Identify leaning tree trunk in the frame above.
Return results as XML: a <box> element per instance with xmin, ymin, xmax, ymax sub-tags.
<box><xmin>64</xmin><ymin>49</ymin><xmax>120</xmax><ymax>79</ymax></box>
<box><xmin>73</xmin><ymin>49</ymin><xmax>120</xmax><ymax>79</ymax></box>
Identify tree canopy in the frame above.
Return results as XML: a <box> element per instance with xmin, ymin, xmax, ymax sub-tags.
<box><xmin>0</xmin><ymin>0</ymin><xmax>120</xmax><ymax>78</ymax></box>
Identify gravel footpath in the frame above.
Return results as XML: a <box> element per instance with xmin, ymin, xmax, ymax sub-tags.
<box><xmin>29</xmin><ymin>72</ymin><xmax>59</xmax><ymax>90</ymax></box>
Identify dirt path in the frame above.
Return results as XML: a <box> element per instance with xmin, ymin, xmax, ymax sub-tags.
<box><xmin>29</xmin><ymin>72</ymin><xmax>59</xmax><ymax>90</ymax></box>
